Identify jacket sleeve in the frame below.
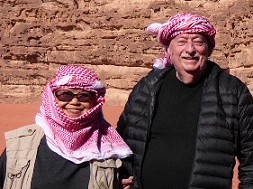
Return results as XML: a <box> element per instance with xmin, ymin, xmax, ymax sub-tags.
<box><xmin>117</xmin><ymin>68</ymin><xmax>166</xmax><ymax>184</ymax></box>
<box><xmin>117</xmin><ymin>67</ymin><xmax>166</xmax><ymax>138</ymax></box>
<box><xmin>116</xmin><ymin>76</ymin><xmax>147</xmax><ymax>178</ymax></box>
<box><xmin>237</xmin><ymin>83</ymin><xmax>253</xmax><ymax>189</ymax></box>
<box><xmin>0</xmin><ymin>149</ymin><xmax>6</xmax><ymax>189</ymax></box>
<box><xmin>117</xmin><ymin>76</ymin><xmax>148</xmax><ymax>140</ymax></box>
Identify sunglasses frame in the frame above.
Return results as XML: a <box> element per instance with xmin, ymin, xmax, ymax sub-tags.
<box><xmin>54</xmin><ymin>90</ymin><xmax>96</xmax><ymax>103</ymax></box>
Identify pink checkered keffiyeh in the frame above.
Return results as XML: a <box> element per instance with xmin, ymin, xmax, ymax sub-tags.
<box><xmin>35</xmin><ymin>65</ymin><xmax>132</xmax><ymax>164</ymax></box>
<box><xmin>147</xmin><ymin>13</ymin><xmax>216</xmax><ymax>69</ymax></box>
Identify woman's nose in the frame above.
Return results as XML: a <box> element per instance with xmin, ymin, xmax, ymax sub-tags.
<box><xmin>69</xmin><ymin>96</ymin><xmax>81</xmax><ymax>104</ymax></box>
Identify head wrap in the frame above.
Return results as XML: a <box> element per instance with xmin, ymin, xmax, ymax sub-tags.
<box><xmin>50</xmin><ymin>65</ymin><xmax>105</xmax><ymax>98</ymax></box>
<box><xmin>147</xmin><ymin>13</ymin><xmax>216</xmax><ymax>69</ymax></box>
<box><xmin>35</xmin><ymin>65</ymin><xmax>132</xmax><ymax>164</ymax></box>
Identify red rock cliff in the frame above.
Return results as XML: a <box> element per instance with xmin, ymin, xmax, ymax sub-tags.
<box><xmin>0</xmin><ymin>0</ymin><xmax>252</xmax><ymax>105</ymax></box>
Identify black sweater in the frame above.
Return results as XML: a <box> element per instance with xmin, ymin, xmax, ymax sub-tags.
<box><xmin>142</xmin><ymin>69</ymin><xmax>204</xmax><ymax>189</ymax></box>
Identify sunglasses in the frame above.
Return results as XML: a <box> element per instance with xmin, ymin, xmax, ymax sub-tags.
<box><xmin>54</xmin><ymin>90</ymin><xmax>96</xmax><ymax>103</ymax></box>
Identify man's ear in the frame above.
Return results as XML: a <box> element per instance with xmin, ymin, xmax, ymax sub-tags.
<box><xmin>166</xmin><ymin>45</ymin><xmax>171</xmax><ymax>55</ymax></box>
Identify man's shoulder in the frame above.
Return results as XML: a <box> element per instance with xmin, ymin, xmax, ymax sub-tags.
<box><xmin>209</xmin><ymin>62</ymin><xmax>249</xmax><ymax>95</ymax></box>
<box><xmin>209</xmin><ymin>61</ymin><xmax>243</xmax><ymax>85</ymax></box>
<box><xmin>147</xmin><ymin>67</ymin><xmax>171</xmax><ymax>76</ymax></box>
<box><xmin>143</xmin><ymin>67</ymin><xmax>172</xmax><ymax>84</ymax></box>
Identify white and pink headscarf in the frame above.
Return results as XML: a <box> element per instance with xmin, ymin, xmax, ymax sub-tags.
<box><xmin>147</xmin><ymin>13</ymin><xmax>216</xmax><ymax>69</ymax></box>
<box><xmin>35</xmin><ymin>65</ymin><xmax>132</xmax><ymax>164</ymax></box>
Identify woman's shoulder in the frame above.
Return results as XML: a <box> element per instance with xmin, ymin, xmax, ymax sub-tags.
<box><xmin>5</xmin><ymin>124</ymin><xmax>42</xmax><ymax>140</ymax></box>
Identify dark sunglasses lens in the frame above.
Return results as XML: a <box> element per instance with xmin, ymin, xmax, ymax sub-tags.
<box><xmin>55</xmin><ymin>91</ymin><xmax>74</xmax><ymax>102</ymax></box>
<box><xmin>77</xmin><ymin>93</ymin><xmax>93</xmax><ymax>102</ymax></box>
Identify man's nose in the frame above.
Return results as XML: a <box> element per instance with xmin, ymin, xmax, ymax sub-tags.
<box><xmin>185</xmin><ymin>41</ymin><xmax>196</xmax><ymax>53</ymax></box>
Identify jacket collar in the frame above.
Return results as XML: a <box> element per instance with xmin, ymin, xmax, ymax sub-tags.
<box><xmin>148</xmin><ymin>60</ymin><xmax>224</xmax><ymax>86</ymax></box>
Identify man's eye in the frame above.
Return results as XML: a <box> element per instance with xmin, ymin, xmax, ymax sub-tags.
<box><xmin>177</xmin><ymin>40</ymin><xmax>186</xmax><ymax>46</ymax></box>
<box><xmin>193</xmin><ymin>40</ymin><xmax>205</xmax><ymax>46</ymax></box>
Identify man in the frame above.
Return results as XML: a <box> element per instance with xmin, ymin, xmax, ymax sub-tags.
<box><xmin>117</xmin><ymin>13</ymin><xmax>253</xmax><ymax>189</ymax></box>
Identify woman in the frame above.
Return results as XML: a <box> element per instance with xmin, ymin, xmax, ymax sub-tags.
<box><xmin>0</xmin><ymin>65</ymin><xmax>133</xmax><ymax>189</ymax></box>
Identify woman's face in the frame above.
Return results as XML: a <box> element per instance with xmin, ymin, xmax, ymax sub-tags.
<box><xmin>54</xmin><ymin>88</ymin><xmax>97</xmax><ymax>118</ymax></box>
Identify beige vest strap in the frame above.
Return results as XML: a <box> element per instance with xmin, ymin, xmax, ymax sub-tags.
<box><xmin>3</xmin><ymin>124</ymin><xmax>44</xmax><ymax>189</ymax></box>
<box><xmin>88</xmin><ymin>159</ymin><xmax>122</xmax><ymax>189</ymax></box>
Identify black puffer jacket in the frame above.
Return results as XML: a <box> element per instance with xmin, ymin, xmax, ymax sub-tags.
<box><xmin>117</xmin><ymin>61</ymin><xmax>253</xmax><ymax>189</ymax></box>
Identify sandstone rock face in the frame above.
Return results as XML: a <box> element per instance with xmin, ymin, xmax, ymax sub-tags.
<box><xmin>0</xmin><ymin>0</ymin><xmax>252</xmax><ymax>105</ymax></box>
